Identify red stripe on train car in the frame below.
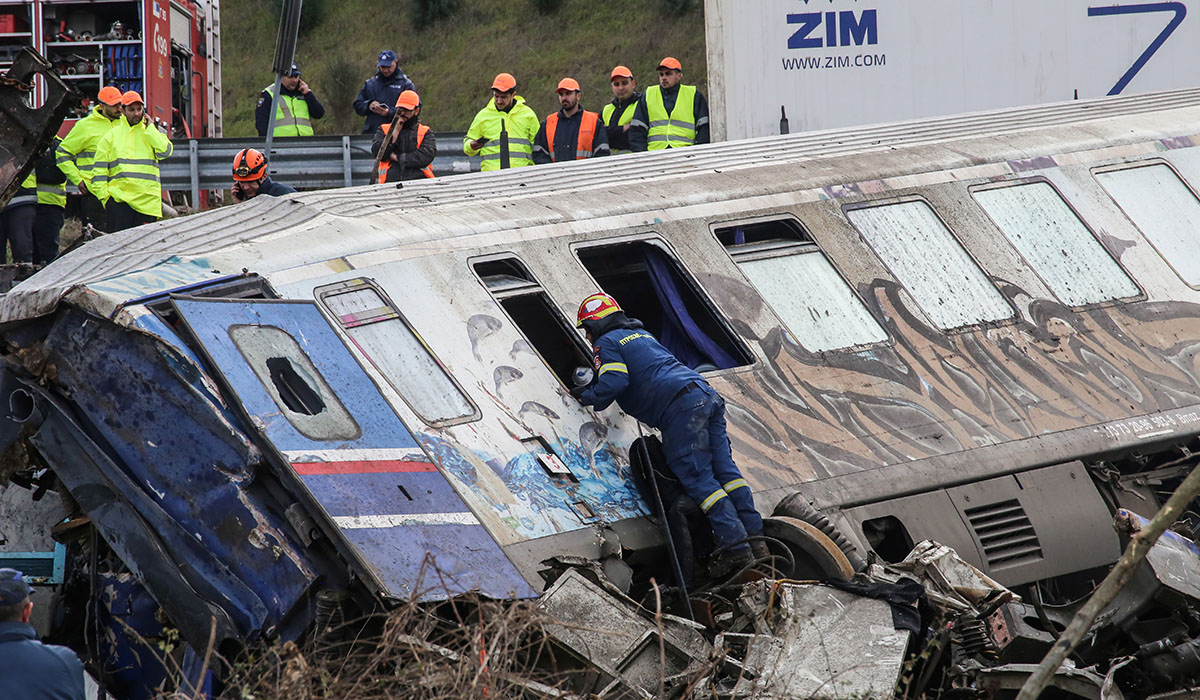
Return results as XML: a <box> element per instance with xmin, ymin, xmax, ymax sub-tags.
<box><xmin>291</xmin><ymin>460</ymin><xmax>438</xmax><ymax>475</ymax></box>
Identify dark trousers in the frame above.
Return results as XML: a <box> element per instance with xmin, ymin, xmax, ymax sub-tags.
<box><xmin>80</xmin><ymin>192</ymin><xmax>107</xmax><ymax>233</ymax></box>
<box><xmin>106</xmin><ymin>200</ymin><xmax>156</xmax><ymax>232</ymax></box>
<box><xmin>660</xmin><ymin>386</ymin><xmax>763</xmax><ymax>553</ymax></box>
<box><xmin>33</xmin><ymin>204</ymin><xmax>64</xmax><ymax>265</ymax></box>
<box><xmin>0</xmin><ymin>204</ymin><xmax>35</xmax><ymax>262</ymax></box>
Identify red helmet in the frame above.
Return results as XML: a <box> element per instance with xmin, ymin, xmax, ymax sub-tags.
<box><xmin>232</xmin><ymin>148</ymin><xmax>267</xmax><ymax>182</ymax></box>
<box><xmin>576</xmin><ymin>293</ymin><xmax>621</xmax><ymax>327</ymax></box>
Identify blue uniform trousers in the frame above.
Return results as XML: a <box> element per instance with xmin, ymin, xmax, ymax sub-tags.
<box><xmin>659</xmin><ymin>384</ymin><xmax>763</xmax><ymax>554</ymax></box>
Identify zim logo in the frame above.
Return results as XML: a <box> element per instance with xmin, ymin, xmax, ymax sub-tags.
<box><xmin>787</xmin><ymin>9</ymin><xmax>878</xmax><ymax>49</ymax></box>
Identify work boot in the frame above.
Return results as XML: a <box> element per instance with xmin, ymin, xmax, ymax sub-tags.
<box><xmin>750</xmin><ymin>540</ymin><xmax>771</xmax><ymax>561</ymax></box>
<box><xmin>709</xmin><ymin>547</ymin><xmax>753</xmax><ymax>580</ymax></box>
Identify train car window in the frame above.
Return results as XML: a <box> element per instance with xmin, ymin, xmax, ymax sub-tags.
<box><xmin>846</xmin><ymin>201</ymin><xmax>1014</xmax><ymax>330</ymax></box>
<box><xmin>1095</xmin><ymin>164</ymin><xmax>1200</xmax><ymax>286</ymax></box>
<box><xmin>472</xmin><ymin>257</ymin><xmax>592</xmax><ymax>388</ymax></box>
<box><xmin>228</xmin><ymin>324</ymin><xmax>361</xmax><ymax>441</ymax></box>
<box><xmin>575</xmin><ymin>240</ymin><xmax>753</xmax><ymax>371</ymax></box>
<box><xmin>715</xmin><ymin>220</ymin><xmax>888</xmax><ymax>351</ymax></box>
<box><xmin>317</xmin><ymin>279</ymin><xmax>479</xmax><ymax>426</ymax></box>
<box><xmin>973</xmin><ymin>183</ymin><xmax>1139</xmax><ymax>306</ymax></box>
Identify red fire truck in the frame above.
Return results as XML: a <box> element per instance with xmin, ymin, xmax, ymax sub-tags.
<box><xmin>0</xmin><ymin>0</ymin><xmax>222</xmax><ymax>140</ymax></box>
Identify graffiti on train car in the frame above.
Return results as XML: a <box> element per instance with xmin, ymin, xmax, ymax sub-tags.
<box><xmin>711</xmin><ymin>276</ymin><xmax>1200</xmax><ymax>486</ymax></box>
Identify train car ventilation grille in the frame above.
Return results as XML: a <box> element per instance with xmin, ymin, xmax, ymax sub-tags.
<box><xmin>964</xmin><ymin>499</ymin><xmax>1043</xmax><ymax>568</ymax></box>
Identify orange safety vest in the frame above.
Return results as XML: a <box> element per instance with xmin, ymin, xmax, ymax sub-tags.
<box><xmin>545</xmin><ymin>110</ymin><xmax>599</xmax><ymax>161</ymax></box>
<box><xmin>377</xmin><ymin>123</ymin><xmax>434</xmax><ymax>183</ymax></box>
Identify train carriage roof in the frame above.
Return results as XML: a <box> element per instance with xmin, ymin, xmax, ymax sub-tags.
<box><xmin>5</xmin><ymin>87</ymin><xmax>1200</xmax><ymax>324</ymax></box>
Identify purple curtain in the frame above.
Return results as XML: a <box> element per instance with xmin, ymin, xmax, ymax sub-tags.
<box><xmin>642</xmin><ymin>247</ymin><xmax>739</xmax><ymax>369</ymax></box>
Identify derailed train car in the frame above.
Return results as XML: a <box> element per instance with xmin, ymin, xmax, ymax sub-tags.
<box><xmin>5</xmin><ymin>87</ymin><xmax>1200</xmax><ymax>694</ymax></box>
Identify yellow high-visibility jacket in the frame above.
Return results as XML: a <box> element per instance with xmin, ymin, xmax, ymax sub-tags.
<box><xmin>92</xmin><ymin>118</ymin><xmax>174</xmax><ymax>218</ymax></box>
<box><xmin>55</xmin><ymin>106</ymin><xmax>120</xmax><ymax>188</ymax></box>
<box><xmin>463</xmin><ymin>96</ymin><xmax>539</xmax><ymax>171</ymax></box>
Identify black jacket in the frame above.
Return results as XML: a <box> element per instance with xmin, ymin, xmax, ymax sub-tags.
<box><xmin>532</xmin><ymin>109</ymin><xmax>611</xmax><ymax>164</ymax></box>
<box><xmin>255</xmin><ymin>85</ymin><xmax>326</xmax><ymax>137</ymax></box>
<box><xmin>603</xmin><ymin>93</ymin><xmax>641</xmax><ymax>152</ymax></box>
<box><xmin>354</xmin><ymin>69</ymin><xmax>417</xmax><ymax>134</ymax></box>
<box><xmin>259</xmin><ymin>177</ymin><xmax>296</xmax><ymax>196</ymax></box>
<box><xmin>370</xmin><ymin>119</ymin><xmax>437</xmax><ymax>182</ymax></box>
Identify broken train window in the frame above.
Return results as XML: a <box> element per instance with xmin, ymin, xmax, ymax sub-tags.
<box><xmin>472</xmin><ymin>256</ymin><xmax>592</xmax><ymax>388</ymax></box>
<box><xmin>715</xmin><ymin>218</ymin><xmax>888</xmax><ymax>351</ymax></box>
<box><xmin>316</xmin><ymin>278</ymin><xmax>479</xmax><ymax>426</ymax></box>
<box><xmin>574</xmin><ymin>238</ymin><xmax>753</xmax><ymax>372</ymax></box>
<box><xmin>228</xmin><ymin>324</ymin><xmax>361</xmax><ymax>441</ymax></box>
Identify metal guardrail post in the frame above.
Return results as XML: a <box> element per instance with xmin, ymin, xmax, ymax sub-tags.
<box><xmin>342</xmin><ymin>136</ymin><xmax>352</xmax><ymax>187</ymax></box>
<box><xmin>189</xmin><ymin>139</ymin><xmax>200</xmax><ymax>207</ymax></box>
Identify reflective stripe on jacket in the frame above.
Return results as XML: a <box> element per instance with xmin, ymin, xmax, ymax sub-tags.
<box><xmin>37</xmin><ymin>181</ymin><xmax>67</xmax><ymax>208</ymax></box>
<box><xmin>378</xmin><ymin>123</ymin><xmax>434</xmax><ymax>182</ymax></box>
<box><xmin>262</xmin><ymin>84</ymin><xmax>313</xmax><ymax>137</ymax></box>
<box><xmin>602</xmin><ymin>100</ymin><xmax>638</xmax><ymax>154</ymax></box>
<box><xmin>463</xmin><ymin>96</ymin><xmax>539</xmax><ymax>171</ymax></box>
<box><xmin>645</xmin><ymin>84</ymin><xmax>697</xmax><ymax>150</ymax></box>
<box><xmin>8</xmin><ymin>173</ymin><xmax>36</xmax><ymax>208</ymax></box>
<box><xmin>55</xmin><ymin>106</ymin><xmax>119</xmax><ymax>187</ymax></box>
<box><xmin>545</xmin><ymin>110</ymin><xmax>600</xmax><ymax>161</ymax></box>
<box><xmin>578</xmin><ymin>325</ymin><xmax>705</xmax><ymax>428</ymax></box>
<box><xmin>92</xmin><ymin>119</ymin><xmax>173</xmax><ymax>218</ymax></box>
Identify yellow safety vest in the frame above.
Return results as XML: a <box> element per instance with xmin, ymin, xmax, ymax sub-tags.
<box><xmin>56</xmin><ymin>106</ymin><xmax>120</xmax><ymax>187</ymax></box>
<box><xmin>262</xmin><ymin>85</ymin><xmax>313</xmax><ymax>137</ymax></box>
<box><xmin>92</xmin><ymin>119</ymin><xmax>174</xmax><ymax>218</ymax></box>
<box><xmin>645</xmin><ymin>84</ymin><xmax>697</xmax><ymax>150</ymax></box>
<box><xmin>37</xmin><ymin>180</ymin><xmax>66</xmax><ymax>208</ymax></box>
<box><xmin>602</xmin><ymin>101</ymin><xmax>637</xmax><ymax>155</ymax></box>
<box><xmin>463</xmin><ymin>96</ymin><xmax>539</xmax><ymax>171</ymax></box>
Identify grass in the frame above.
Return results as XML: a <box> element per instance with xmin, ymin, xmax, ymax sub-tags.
<box><xmin>220</xmin><ymin>0</ymin><xmax>706</xmax><ymax>136</ymax></box>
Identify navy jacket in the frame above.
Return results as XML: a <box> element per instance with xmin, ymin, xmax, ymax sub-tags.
<box><xmin>532</xmin><ymin>109</ymin><xmax>611</xmax><ymax>164</ymax></box>
<box><xmin>259</xmin><ymin>177</ymin><xmax>296</xmax><ymax>196</ymax></box>
<box><xmin>579</xmin><ymin>319</ymin><xmax>704</xmax><ymax>428</ymax></box>
<box><xmin>0</xmin><ymin>621</ymin><xmax>85</xmax><ymax>700</ymax></box>
<box><xmin>629</xmin><ymin>83</ymin><xmax>710</xmax><ymax>152</ymax></box>
<box><xmin>353</xmin><ymin>69</ymin><xmax>417</xmax><ymax>134</ymax></box>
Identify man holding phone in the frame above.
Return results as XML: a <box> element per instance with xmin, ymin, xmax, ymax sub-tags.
<box><xmin>91</xmin><ymin>91</ymin><xmax>173</xmax><ymax>231</ymax></box>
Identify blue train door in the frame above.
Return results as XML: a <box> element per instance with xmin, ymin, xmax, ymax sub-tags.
<box><xmin>171</xmin><ymin>297</ymin><xmax>534</xmax><ymax>600</ymax></box>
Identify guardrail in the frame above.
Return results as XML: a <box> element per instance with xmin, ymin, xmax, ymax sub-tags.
<box><xmin>159</xmin><ymin>132</ymin><xmax>480</xmax><ymax>200</ymax></box>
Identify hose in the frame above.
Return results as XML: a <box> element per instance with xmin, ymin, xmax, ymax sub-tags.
<box><xmin>773</xmin><ymin>492</ymin><xmax>867</xmax><ymax>571</ymax></box>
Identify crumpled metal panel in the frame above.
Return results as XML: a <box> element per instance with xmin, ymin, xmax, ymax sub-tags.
<box><xmin>0</xmin><ymin>48</ymin><xmax>76</xmax><ymax>209</ymax></box>
<box><xmin>735</xmin><ymin>582</ymin><xmax>910</xmax><ymax>700</ymax></box>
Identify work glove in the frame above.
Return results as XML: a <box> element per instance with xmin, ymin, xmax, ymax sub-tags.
<box><xmin>569</xmin><ymin>385</ymin><xmax>587</xmax><ymax>400</ymax></box>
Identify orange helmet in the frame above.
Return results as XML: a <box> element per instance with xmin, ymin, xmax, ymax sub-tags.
<box><xmin>576</xmin><ymin>293</ymin><xmax>621</xmax><ymax>327</ymax></box>
<box><xmin>232</xmin><ymin>148</ymin><xmax>267</xmax><ymax>182</ymax></box>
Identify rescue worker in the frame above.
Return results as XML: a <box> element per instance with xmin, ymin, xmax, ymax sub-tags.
<box><xmin>231</xmin><ymin>148</ymin><xmax>296</xmax><ymax>201</ymax></box>
<box><xmin>0</xmin><ymin>172</ymin><xmax>36</xmax><ymax>262</ymax></box>
<box><xmin>464</xmin><ymin>73</ymin><xmax>539</xmax><ymax>171</ymax></box>
<box><xmin>255</xmin><ymin>63</ymin><xmax>325</xmax><ymax>137</ymax></box>
<box><xmin>572</xmin><ymin>293</ymin><xmax>767</xmax><ymax>572</ymax></box>
<box><xmin>353</xmin><ymin>49</ymin><xmax>417</xmax><ymax>135</ymax></box>
<box><xmin>33</xmin><ymin>139</ymin><xmax>67</xmax><ymax>264</ymax></box>
<box><xmin>532</xmin><ymin>78</ymin><xmax>610</xmax><ymax>164</ymax></box>
<box><xmin>370</xmin><ymin>90</ymin><xmax>435</xmax><ymax>182</ymax></box>
<box><xmin>602</xmin><ymin>66</ymin><xmax>641</xmax><ymax>155</ymax></box>
<box><xmin>0</xmin><ymin>567</ymin><xmax>85</xmax><ymax>700</ymax></box>
<box><xmin>55</xmin><ymin>85</ymin><xmax>123</xmax><ymax>232</ymax></box>
<box><xmin>92</xmin><ymin>91</ymin><xmax>174</xmax><ymax>231</ymax></box>
<box><xmin>630</xmin><ymin>57</ymin><xmax>710</xmax><ymax>152</ymax></box>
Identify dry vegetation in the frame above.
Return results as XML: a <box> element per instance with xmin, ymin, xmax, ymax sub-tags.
<box><xmin>219</xmin><ymin>0</ymin><xmax>706</xmax><ymax>136</ymax></box>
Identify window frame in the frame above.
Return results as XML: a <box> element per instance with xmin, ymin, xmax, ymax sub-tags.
<box><xmin>842</xmin><ymin>195</ymin><xmax>1018</xmax><ymax>334</ymax></box>
<box><xmin>709</xmin><ymin>213</ymin><xmax>892</xmax><ymax>352</ymax></box>
<box><xmin>968</xmin><ymin>176</ymin><xmax>1144</xmax><ymax>309</ymax></box>
<box><xmin>1091</xmin><ymin>159</ymin><xmax>1200</xmax><ymax>291</ymax></box>
<box><xmin>314</xmin><ymin>277</ymin><xmax>482</xmax><ymax>428</ymax></box>
<box><xmin>469</xmin><ymin>252</ymin><xmax>595</xmax><ymax>391</ymax></box>
<box><xmin>569</xmin><ymin>232</ymin><xmax>758</xmax><ymax>373</ymax></box>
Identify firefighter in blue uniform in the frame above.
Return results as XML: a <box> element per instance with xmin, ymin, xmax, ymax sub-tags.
<box><xmin>572</xmin><ymin>293</ymin><xmax>768</xmax><ymax>571</ymax></box>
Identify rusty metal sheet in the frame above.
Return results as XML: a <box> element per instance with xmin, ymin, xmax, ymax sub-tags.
<box><xmin>0</xmin><ymin>48</ymin><xmax>76</xmax><ymax>209</ymax></box>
